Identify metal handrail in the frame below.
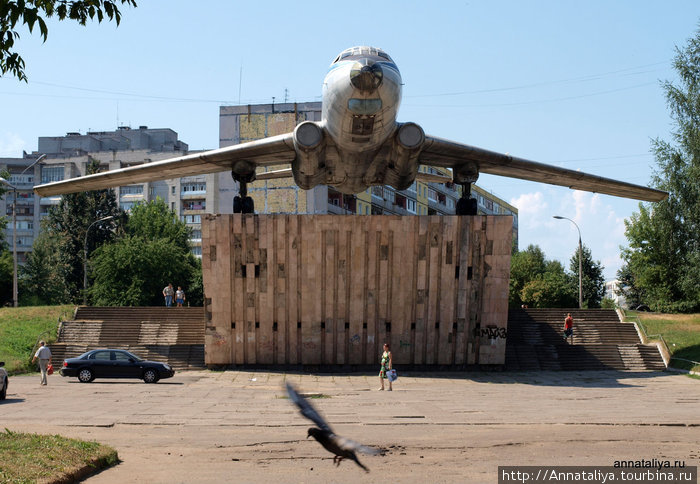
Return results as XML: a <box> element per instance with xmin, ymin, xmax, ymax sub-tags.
<box><xmin>624</xmin><ymin>310</ymin><xmax>700</xmax><ymax>369</ymax></box>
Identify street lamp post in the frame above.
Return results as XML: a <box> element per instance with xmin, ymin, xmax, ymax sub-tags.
<box><xmin>83</xmin><ymin>215</ymin><xmax>116</xmax><ymax>305</ymax></box>
<box><xmin>553</xmin><ymin>215</ymin><xmax>583</xmax><ymax>309</ymax></box>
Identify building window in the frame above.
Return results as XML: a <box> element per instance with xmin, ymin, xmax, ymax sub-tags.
<box><xmin>10</xmin><ymin>174</ymin><xmax>33</xmax><ymax>185</ymax></box>
<box><xmin>120</xmin><ymin>185</ymin><xmax>144</xmax><ymax>195</ymax></box>
<box><xmin>407</xmin><ymin>199</ymin><xmax>417</xmax><ymax>213</ymax></box>
<box><xmin>181</xmin><ymin>214</ymin><xmax>201</xmax><ymax>224</ymax></box>
<box><xmin>15</xmin><ymin>220</ymin><xmax>33</xmax><ymax>230</ymax></box>
<box><xmin>191</xmin><ymin>230</ymin><xmax>202</xmax><ymax>240</ymax></box>
<box><xmin>191</xmin><ymin>246</ymin><xmax>202</xmax><ymax>256</ymax></box>
<box><xmin>41</xmin><ymin>166</ymin><xmax>64</xmax><ymax>183</ymax></box>
<box><xmin>384</xmin><ymin>189</ymin><xmax>395</xmax><ymax>203</ymax></box>
<box><xmin>181</xmin><ymin>183</ymin><xmax>206</xmax><ymax>194</ymax></box>
<box><xmin>183</xmin><ymin>199</ymin><xmax>206</xmax><ymax>210</ymax></box>
<box><xmin>171</xmin><ymin>186</ymin><xmax>176</xmax><ymax>195</ymax></box>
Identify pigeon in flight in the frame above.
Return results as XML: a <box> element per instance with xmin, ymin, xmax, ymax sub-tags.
<box><xmin>286</xmin><ymin>381</ymin><xmax>379</xmax><ymax>472</ymax></box>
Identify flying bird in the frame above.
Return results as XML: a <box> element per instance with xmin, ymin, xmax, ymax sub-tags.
<box><xmin>286</xmin><ymin>381</ymin><xmax>379</xmax><ymax>472</ymax></box>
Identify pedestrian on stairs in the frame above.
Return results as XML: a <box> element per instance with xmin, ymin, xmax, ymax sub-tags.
<box><xmin>176</xmin><ymin>286</ymin><xmax>186</xmax><ymax>307</ymax></box>
<box><xmin>163</xmin><ymin>283</ymin><xmax>174</xmax><ymax>307</ymax></box>
<box><xmin>564</xmin><ymin>313</ymin><xmax>574</xmax><ymax>344</ymax></box>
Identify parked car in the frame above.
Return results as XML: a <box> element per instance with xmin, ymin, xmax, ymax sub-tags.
<box><xmin>0</xmin><ymin>362</ymin><xmax>7</xmax><ymax>400</ymax></box>
<box><xmin>60</xmin><ymin>349</ymin><xmax>174</xmax><ymax>383</ymax></box>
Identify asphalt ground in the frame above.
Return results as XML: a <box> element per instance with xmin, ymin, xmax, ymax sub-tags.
<box><xmin>2</xmin><ymin>369</ymin><xmax>699</xmax><ymax>483</ymax></box>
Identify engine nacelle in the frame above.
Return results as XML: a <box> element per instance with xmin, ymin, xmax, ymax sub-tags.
<box><xmin>384</xmin><ymin>122</ymin><xmax>425</xmax><ymax>190</ymax></box>
<box><xmin>292</xmin><ymin>121</ymin><xmax>328</xmax><ymax>189</ymax></box>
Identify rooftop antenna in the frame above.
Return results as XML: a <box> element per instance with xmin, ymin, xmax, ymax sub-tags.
<box><xmin>284</xmin><ymin>88</ymin><xmax>289</xmax><ymax>103</ymax></box>
<box><xmin>238</xmin><ymin>65</ymin><xmax>243</xmax><ymax>105</ymax></box>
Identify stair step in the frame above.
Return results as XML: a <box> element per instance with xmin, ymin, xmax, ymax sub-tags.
<box><xmin>54</xmin><ymin>307</ymin><xmax>206</xmax><ymax>369</ymax></box>
<box><xmin>506</xmin><ymin>309</ymin><xmax>665</xmax><ymax>371</ymax></box>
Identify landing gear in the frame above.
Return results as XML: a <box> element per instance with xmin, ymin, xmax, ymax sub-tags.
<box><xmin>233</xmin><ymin>180</ymin><xmax>255</xmax><ymax>214</ymax></box>
<box><xmin>456</xmin><ymin>183</ymin><xmax>478</xmax><ymax>216</ymax></box>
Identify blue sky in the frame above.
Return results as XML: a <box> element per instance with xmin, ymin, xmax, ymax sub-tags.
<box><xmin>2</xmin><ymin>1</ymin><xmax>699</xmax><ymax>280</ymax></box>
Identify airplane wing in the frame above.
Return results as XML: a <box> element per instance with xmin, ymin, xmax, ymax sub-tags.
<box><xmin>33</xmin><ymin>133</ymin><xmax>296</xmax><ymax>197</ymax></box>
<box><xmin>419</xmin><ymin>135</ymin><xmax>668</xmax><ymax>202</ymax></box>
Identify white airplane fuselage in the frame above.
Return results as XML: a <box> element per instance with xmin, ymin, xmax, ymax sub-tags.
<box><xmin>291</xmin><ymin>46</ymin><xmax>425</xmax><ymax>194</ymax></box>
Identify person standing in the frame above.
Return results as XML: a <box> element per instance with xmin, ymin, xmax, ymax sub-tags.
<box><xmin>32</xmin><ymin>341</ymin><xmax>52</xmax><ymax>386</ymax></box>
<box><xmin>378</xmin><ymin>343</ymin><xmax>393</xmax><ymax>391</ymax></box>
<box><xmin>175</xmin><ymin>286</ymin><xmax>186</xmax><ymax>307</ymax></box>
<box><xmin>564</xmin><ymin>313</ymin><xmax>574</xmax><ymax>344</ymax></box>
<box><xmin>163</xmin><ymin>283</ymin><xmax>174</xmax><ymax>307</ymax></box>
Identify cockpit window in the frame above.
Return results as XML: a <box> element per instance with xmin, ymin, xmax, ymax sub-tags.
<box><xmin>333</xmin><ymin>47</ymin><xmax>394</xmax><ymax>64</ymax></box>
<box><xmin>348</xmin><ymin>98</ymin><xmax>382</xmax><ymax>115</ymax></box>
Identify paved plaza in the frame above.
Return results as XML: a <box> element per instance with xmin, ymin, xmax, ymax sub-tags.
<box><xmin>2</xmin><ymin>370</ymin><xmax>699</xmax><ymax>483</ymax></box>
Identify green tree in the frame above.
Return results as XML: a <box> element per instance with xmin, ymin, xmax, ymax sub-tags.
<box><xmin>44</xmin><ymin>159</ymin><xmax>122</xmax><ymax>303</ymax></box>
<box><xmin>621</xmin><ymin>27</ymin><xmax>700</xmax><ymax>313</ymax></box>
<box><xmin>18</xmin><ymin>229</ymin><xmax>70</xmax><ymax>305</ymax></box>
<box><xmin>509</xmin><ymin>245</ymin><xmax>577</xmax><ymax>308</ymax></box>
<box><xmin>88</xmin><ymin>199</ymin><xmax>201</xmax><ymax>306</ymax></box>
<box><xmin>568</xmin><ymin>244</ymin><xmax>605</xmax><ymax>308</ymax></box>
<box><xmin>509</xmin><ymin>244</ymin><xmax>547</xmax><ymax>308</ymax></box>
<box><xmin>1</xmin><ymin>0</ymin><xmax>137</xmax><ymax>81</ymax></box>
<box><xmin>520</xmin><ymin>260</ymin><xmax>577</xmax><ymax>308</ymax></box>
<box><xmin>615</xmin><ymin>263</ymin><xmax>643</xmax><ymax>309</ymax></box>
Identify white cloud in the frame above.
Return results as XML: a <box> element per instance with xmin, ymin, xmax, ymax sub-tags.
<box><xmin>510</xmin><ymin>191</ymin><xmax>547</xmax><ymax>216</ymax></box>
<box><xmin>0</xmin><ymin>133</ymin><xmax>26</xmax><ymax>157</ymax></box>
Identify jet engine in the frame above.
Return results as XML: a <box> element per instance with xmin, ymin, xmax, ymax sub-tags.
<box><xmin>292</xmin><ymin>121</ymin><xmax>328</xmax><ymax>189</ymax></box>
<box><xmin>383</xmin><ymin>122</ymin><xmax>425</xmax><ymax>190</ymax></box>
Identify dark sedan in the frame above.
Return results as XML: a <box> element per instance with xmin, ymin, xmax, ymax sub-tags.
<box><xmin>60</xmin><ymin>349</ymin><xmax>174</xmax><ymax>383</ymax></box>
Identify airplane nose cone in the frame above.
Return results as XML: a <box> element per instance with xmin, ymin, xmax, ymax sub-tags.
<box><xmin>350</xmin><ymin>60</ymin><xmax>383</xmax><ymax>92</ymax></box>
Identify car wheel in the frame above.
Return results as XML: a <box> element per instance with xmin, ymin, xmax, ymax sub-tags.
<box><xmin>0</xmin><ymin>378</ymin><xmax>6</xmax><ymax>400</ymax></box>
<box><xmin>143</xmin><ymin>369</ymin><xmax>159</xmax><ymax>384</ymax></box>
<box><xmin>78</xmin><ymin>368</ymin><xmax>94</xmax><ymax>383</ymax></box>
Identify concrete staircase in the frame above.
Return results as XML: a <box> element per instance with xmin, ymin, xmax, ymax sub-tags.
<box><xmin>50</xmin><ymin>307</ymin><xmax>205</xmax><ymax>370</ymax></box>
<box><xmin>506</xmin><ymin>308</ymin><xmax>666</xmax><ymax>371</ymax></box>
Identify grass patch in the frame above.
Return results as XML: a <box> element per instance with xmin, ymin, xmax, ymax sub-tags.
<box><xmin>0</xmin><ymin>306</ymin><xmax>74</xmax><ymax>375</ymax></box>
<box><xmin>0</xmin><ymin>429</ymin><xmax>118</xmax><ymax>483</ymax></box>
<box><xmin>627</xmin><ymin>311</ymin><xmax>700</xmax><ymax>372</ymax></box>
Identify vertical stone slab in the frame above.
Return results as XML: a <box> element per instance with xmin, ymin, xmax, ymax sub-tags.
<box><xmin>287</xmin><ymin>215</ymin><xmax>300</xmax><ymax>364</ymax></box>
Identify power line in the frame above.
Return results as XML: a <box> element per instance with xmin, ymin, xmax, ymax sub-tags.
<box><xmin>405</xmin><ymin>61</ymin><xmax>669</xmax><ymax>99</ymax></box>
